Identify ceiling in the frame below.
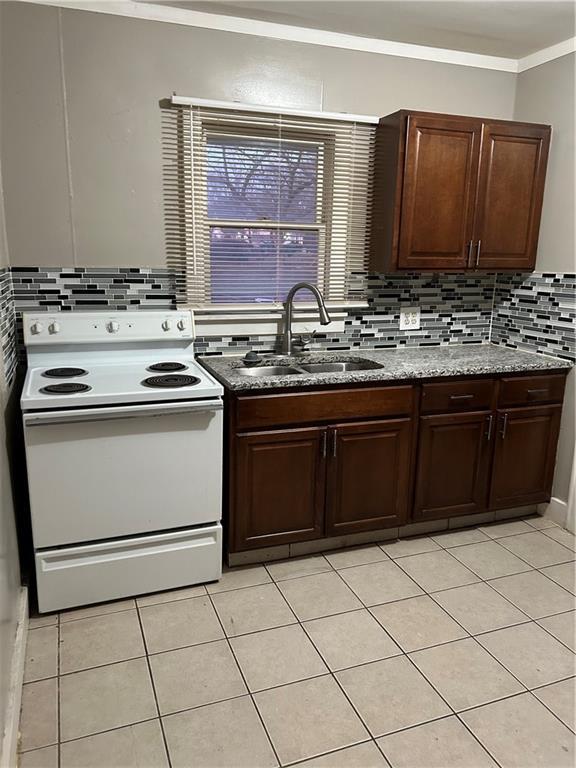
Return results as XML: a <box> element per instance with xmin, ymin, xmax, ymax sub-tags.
<box><xmin>143</xmin><ymin>1</ymin><xmax>576</xmax><ymax>58</ymax></box>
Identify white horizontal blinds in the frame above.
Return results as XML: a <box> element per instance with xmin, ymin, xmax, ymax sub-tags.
<box><xmin>165</xmin><ymin>103</ymin><xmax>375</xmax><ymax>307</ymax></box>
<box><xmin>163</xmin><ymin>104</ymin><xmax>193</xmax><ymax>300</ymax></box>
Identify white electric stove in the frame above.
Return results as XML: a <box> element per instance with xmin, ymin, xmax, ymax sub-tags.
<box><xmin>21</xmin><ymin>310</ymin><xmax>224</xmax><ymax>612</ymax></box>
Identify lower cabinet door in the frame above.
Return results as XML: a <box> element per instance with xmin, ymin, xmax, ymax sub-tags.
<box><xmin>326</xmin><ymin>418</ymin><xmax>412</xmax><ymax>536</ymax></box>
<box><xmin>490</xmin><ymin>405</ymin><xmax>562</xmax><ymax>509</ymax></box>
<box><xmin>414</xmin><ymin>411</ymin><xmax>493</xmax><ymax>520</ymax></box>
<box><xmin>233</xmin><ymin>427</ymin><xmax>326</xmax><ymax>550</ymax></box>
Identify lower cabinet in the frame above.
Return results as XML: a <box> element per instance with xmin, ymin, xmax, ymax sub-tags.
<box><xmin>227</xmin><ymin>373</ymin><xmax>567</xmax><ymax>554</ymax></box>
<box><xmin>234</xmin><ymin>427</ymin><xmax>325</xmax><ymax>550</ymax></box>
<box><xmin>414</xmin><ymin>411</ymin><xmax>493</xmax><ymax>520</ymax></box>
<box><xmin>490</xmin><ymin>405</ymin><xmax>562</xmax><ymax>509</ymax></box>
<box><xmin>233</xmin><ymin>418</ymin><xmax>412</xmax><ymax>550</ymax></box>
<box><xmin>326</xmin><ymin>419</ymin><xmax>412</xmax><ymax>535</ymax></box>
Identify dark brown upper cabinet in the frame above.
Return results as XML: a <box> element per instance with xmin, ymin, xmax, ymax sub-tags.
<box><xmin>371</xmin><ymin>110</ymin><xmax>551</xmax><ymax>273</ymax></box>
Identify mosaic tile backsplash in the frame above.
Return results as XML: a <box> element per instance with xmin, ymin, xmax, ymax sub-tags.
<box><xmin>4</xmin><ymin>267</ymin><xmax>575</xmax><ymax>371</ymax></box>
<box><xmin>491</xmin><ymin>272</ymin><xmax>576</xmax><ymax>362</ymax></box>
<box><xmin>10</xmin><ymin>267</ymin><xmax>495</xmax><ymax>353</ymax></box>
<box><xmin>196</xmin><ymin>272</ymin><xmax>496</xmax><ymax>354</ymax></box>
<box><xmin>0</xmin><ymin>268</ymin><xmax>16</xmax><ymax>387</ymax></box>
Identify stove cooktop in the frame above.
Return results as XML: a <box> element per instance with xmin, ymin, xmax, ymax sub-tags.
<box><xmin>22</xmin><ymin>358</ymin><xmax>223</xmax><ymax>410</ymax></box>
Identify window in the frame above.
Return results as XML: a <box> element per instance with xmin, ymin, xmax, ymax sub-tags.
<box><xmin>163</xmin><ymin>101</ymin><xmax>376</xmax><ymax>310</ymax></box>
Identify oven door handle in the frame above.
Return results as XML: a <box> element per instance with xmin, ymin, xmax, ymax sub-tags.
<box><xmin>23</xmin><ymin>399</ymin><xmax>223</xmax><ymax>426</ymax></box>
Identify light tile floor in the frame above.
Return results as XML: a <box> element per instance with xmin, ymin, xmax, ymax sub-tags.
<box><xmin>20</xmin><ymin>516</ymin><xmax>576</xmax><ymax>767</ymax></box>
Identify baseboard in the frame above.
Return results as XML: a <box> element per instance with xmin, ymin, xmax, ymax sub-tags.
<box><xmin>0</xmin><ymin>586</ymin><xmax>28</xmax><ymax>768</ymax></box>
<box><xmin>229</xmin><ymin>506</ymin><xmax>543</xmax><ymax>566</ymax></box>
<box><xmin>538</xmin><ymin>497</ymin><xmax>568</xmax><ymax>528</ymax></box>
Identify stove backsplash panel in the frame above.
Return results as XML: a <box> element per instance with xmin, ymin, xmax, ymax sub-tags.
<box><xmin>491</xmin><ymin>272</ymin><xmax>576</xmax><ymax>362</ymax></box>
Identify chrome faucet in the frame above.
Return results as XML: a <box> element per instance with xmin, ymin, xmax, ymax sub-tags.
<box><xmin>281</xmin><ymin>282</ymin><xmax>331</xmax><ymax>355</ymax></box>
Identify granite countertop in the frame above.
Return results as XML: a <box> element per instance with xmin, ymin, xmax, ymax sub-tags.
<box><xmin>197</xmin><ymin>344</ymin><xmax>572</xmax><ymax>392</ymax></box>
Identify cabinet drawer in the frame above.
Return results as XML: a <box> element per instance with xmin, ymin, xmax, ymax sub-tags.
<box><xmin>236</xmin><ymin>386</ymin><xmax>414</xmax><ymax>430</ymax></box>
<box><xmin>498</xmin><ymin>375</ymin><xmax>566</xmax><ymax>407</ymax></box>
<box><xmin>421</xmin><ymin>379</ymin><xmax>494</xmax><ymax>414</ymax></box>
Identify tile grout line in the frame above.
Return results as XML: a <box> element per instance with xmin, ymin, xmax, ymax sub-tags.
<box><xmin>439</xmin><ymin>533</ymin><xmax>576</xmax><ymax>596</ymax></box>
<box><xmin>423</xmin><ymin>584</ymin><xmax>576</xmax><ymax>737</ymax></box>
<box><xmin>233</xmin><ymin>566</ymin><xmax>391</xmax><ymax>763</ymax></box>
<box><xmin>134</xmin><ymin>601</ymin><xmax>173</xmax><ymax>768</ymax></box>
<box><xmin>57</xmin><ymin>610</ymin><xmax>61</xmax><ymax>768</ymax></box>
<box><xmin>329</xmin><ymin>542</ymin><xmax>574</xmax><ymax>761</ymax></box>
<box><xmin>204</xmin><ymin>590</ymin><xmax>284</xmax><ymax>768</ymax></box>
<box><xmin>529</xmin><ymin>684</ymin><xmax>576</xmax><ymax>735</ymax></box>
<box><xmin>316</xmin><ymin>553</ymin><xmax>507</xmax><ymax>764</ymax></box>
<box><xmin>23</xmin><ymin>518</ymin><xmax>574</xmax><ymax>764</ymax></box>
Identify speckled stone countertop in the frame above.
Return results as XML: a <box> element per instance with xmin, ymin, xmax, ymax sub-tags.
<box><xmin>197</xmin><ymin>344</ymin><xmax>572</xmax><ymax>392</ymax></box>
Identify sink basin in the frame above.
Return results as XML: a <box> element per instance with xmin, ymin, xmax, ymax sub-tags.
<box><xmin>235</xmin><ymin>366</ymin><xmax>302</xmax><ymax>377</ymax></box>
<box><xmin>299</xmin><ymin>360</ymin><xmax>383</xmax><ymax>374</ymax></box>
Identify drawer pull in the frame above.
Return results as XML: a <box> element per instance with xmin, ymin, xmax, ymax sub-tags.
<box><xmin>527</xmin><ymin>388</ymin><xmax>549</xmax><ymax>397</ymax></box>
<box><xmin>449</xmin><ymin>394</ymin><xmax>474</xmax><ymax>401</ymax></box>
<box><xmin>500</xmin><ymin>413</ymin><xmax>509</xmax><ymax>440</ymax></box>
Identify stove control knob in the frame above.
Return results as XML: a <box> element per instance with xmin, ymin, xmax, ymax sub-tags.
<box><xmin>106</xmin><ymin>321</ymin><xmax>120</xmax><ymax>333</ymax></box>
<box><xmin>177</xmin><ymin>319</ymin><xmax>186</xmax><ymax>331</ymax></box>
<box><xmin>30</xmin><ymin>322</ymin><xmax>44</xmax><ymax>335</ymax></box>
<box><xmin>162</xmin><ymin>320</ymin><xmax>172</xmax><ymax>331</ymax></box>
<box><xmin>48</xmin><ymin>322</ymin><xmax>60</xmax><ymax>335</ymax></box>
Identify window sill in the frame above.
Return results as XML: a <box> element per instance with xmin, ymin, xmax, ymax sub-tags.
<box><xmin>191</xmin><ymin>301</ymin><xmax>367</xmax><ymax>337</ymax></box>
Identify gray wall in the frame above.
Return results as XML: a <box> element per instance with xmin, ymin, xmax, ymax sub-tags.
<box><xmin>0</xmin><ymin>2</ymin><xmax>517</xmax><ymax>268</ymax></box>
<box><xmin>514</xmin><ymin>53</ymin><xmax>575</xmax><ymax>514</ymax></box>
<box><xmin>0</xmin><ymin>5</ymin><xmax>21</xmax><ymax>750</ymax></box>
<box><xmin>514</xmin><ymin>53</ymin><xmax>575</xmax><ymax>274</ymax></box>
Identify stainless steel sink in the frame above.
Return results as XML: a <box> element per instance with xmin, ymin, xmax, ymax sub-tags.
<box><xmin>299</xmin><ymin>360</ymin><xmax>383</xmax><ymax>374</ymax></box>
<box><xmin>235</xmin><ymin>366</ymin><xmax>302</xmax><ymax>377</ymax></box>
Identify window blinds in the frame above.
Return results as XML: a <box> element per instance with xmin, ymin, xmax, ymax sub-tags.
<box><xmin>163</xmin><ymin>101</ymin><xmax>376</xmax><ymax>308</ymax></box>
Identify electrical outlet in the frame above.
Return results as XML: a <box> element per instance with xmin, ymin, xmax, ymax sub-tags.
<box><xmin>399</xmin><ymin>306</ymin><xmax>421</xmax><ymax>331</ymax></box>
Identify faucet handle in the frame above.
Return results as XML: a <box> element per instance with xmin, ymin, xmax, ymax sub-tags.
<box><xmin>293</xmin><ymin>331</ymin><xmax>317</xmax><ymax>352</ymax></box>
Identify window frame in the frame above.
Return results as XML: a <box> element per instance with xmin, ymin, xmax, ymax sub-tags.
<box><xmin>169</xmin><ymin>102</ymin><xmax>373</xmax><ymax>331</ymax></box>
<box><xmin>196</xmin><ymin>120</ymin><xmax>335</xmax><ymax>308</ymax></box>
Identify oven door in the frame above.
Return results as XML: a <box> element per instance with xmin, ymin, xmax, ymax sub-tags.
<box><xmin>23</xmin><ymin>399</ymin><xmax>223</xmax><ymax>548</ymax></box>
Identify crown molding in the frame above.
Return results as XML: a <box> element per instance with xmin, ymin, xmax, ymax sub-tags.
<box><xmin>17</xmin><ymin>1</ymin><xmax>576</xmax><ymax>74</ymax></box>
<box><xmin>517</xmin><ymin>37</ymin><xmax>576</xmax><ymax>73</ymax></box>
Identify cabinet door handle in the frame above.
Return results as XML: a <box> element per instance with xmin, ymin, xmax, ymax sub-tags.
<box><xmin>449</xmin><ymin>394</ymin><xmax>474</xmax><ymax>401</ymax></box>
<box><xmin>475</xmin><ymin>239</ymin><xmax>482</xmax><ymax>267</ymax></box>
<box><xmin>467</xmin><ymin>240</ymin><xmax>474</xmax><ymax>265</ymax></box>
<box><xmin>500</xmin><ymin>413</ymin><xmax>508</xmax><ymax>439</ymax></box>
<box><xmin>332</xmin><ymin>429</ymin><xmax>338</xmax><ymax>459</ymax></box>
<box><xmin>486</xmin><ymin>414</ymin><xmax>493</xmax><ymax>441</ymax></box>
<box><xmin>322</xmin><ymin>430</ymin><xmax>327</xmax><ymax>458</ymax></box>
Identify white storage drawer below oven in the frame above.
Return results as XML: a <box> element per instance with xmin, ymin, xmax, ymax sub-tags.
<box><xmin>35</xmin><ymin>524</ymin><xmax>222</xmax><ymax>613</ymax></box>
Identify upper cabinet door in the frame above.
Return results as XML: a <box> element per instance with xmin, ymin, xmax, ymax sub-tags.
<box><xmin>398</xmin><ymin>115</ymin><xmax>482</xmax><ymax>270</ymax></box>
<box><xmin>474</xmin><ymin>122</ymin><xmax>551</xmax><ymax>270</ymax></box>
